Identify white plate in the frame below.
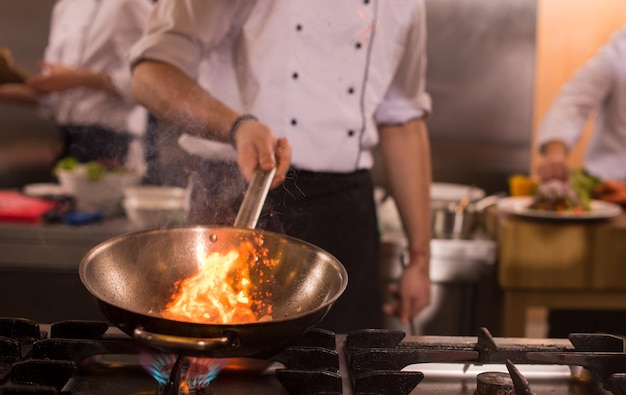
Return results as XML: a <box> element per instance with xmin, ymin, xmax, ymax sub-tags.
<box><xmin>497</xmin><ymin>196</ymin><xmax>623</xmax><ymax>220</ymax></box>
<box><xmin>22</xmin><ymin>183</ymin><xmax>69</xmax><ymax>198</ymax></box>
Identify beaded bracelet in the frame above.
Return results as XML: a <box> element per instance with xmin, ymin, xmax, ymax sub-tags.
<box><xmin>229</xmin><ymin>114</ymin><xmax>258</xmax><ymax>148</ymax></box>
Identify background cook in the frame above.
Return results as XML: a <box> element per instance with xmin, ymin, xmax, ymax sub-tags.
<box><xmin>535</xmin><ymin>22</ymin><xmax>626</xmax><ymax>336</ymax></box>
<box><xmin>536</xmin><ymin>23</ymin><xmax>626</xmax><ymax>185</ymax></box>
<box><xmin>0</xmin><ymin>0</ymin><xmax>154</xmax><ymax>171</ymax></box>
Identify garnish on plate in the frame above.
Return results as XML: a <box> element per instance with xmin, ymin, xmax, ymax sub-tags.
<box><xmin>528</xmin><ymin>179</ymin><xmax>588</xmax><ymax>213</ymax></box>
<box><xmin>53</xmin><ymin>156</ymin><xmax>130</xmax><ymax>181</ymax></box>
<box><xmin>528</xmin><ymin>169</ymin><xmax>601</xmax><ymax>214</ymax></box>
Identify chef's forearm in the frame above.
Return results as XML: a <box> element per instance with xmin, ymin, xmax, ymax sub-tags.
<box><xmin>131</xmin><ymin>60</ymin><xmax>238</xmax><ymax>142</ymax></box>
<box><xmin>378</xmin><ymin>118</ymin><xmax>432</xmax><ymax>270</ymax></box>
<box><xmin>0</xmin><ymin>83</ymin><xmax>39</xmax><ymax>105</ymax></box>
<box><xmin>77</xmin><ymin>70</ymin><xmax>120</xmax><ymax>97</ymax></box>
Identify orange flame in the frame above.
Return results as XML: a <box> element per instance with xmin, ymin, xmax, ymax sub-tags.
<box><xmin>161</xmin><ymin>236</ymin><xmax>274</xmax><ymax>324</ymax></box>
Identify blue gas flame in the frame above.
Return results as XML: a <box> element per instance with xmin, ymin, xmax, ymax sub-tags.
<box><xmin>139</xmin><ymin>351</ymin><xmax>226</xmax><ymax>391</ymax></box>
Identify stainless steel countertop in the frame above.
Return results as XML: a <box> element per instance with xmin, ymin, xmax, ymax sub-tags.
<box><xmin>0</xmin><ymin>218</ymin><xmax>138</xmax><ymax>270</ymax></box>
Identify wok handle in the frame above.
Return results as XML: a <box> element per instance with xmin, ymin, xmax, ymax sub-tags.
<box><xmin>234</xmin><ymin>167</ymin><xmax>276</xmax><ymax>229</ymax></box>
<box><xmin>134</xmin><ymin>326</ymin><xmax>233</xmax><ymax>352</ymax></box>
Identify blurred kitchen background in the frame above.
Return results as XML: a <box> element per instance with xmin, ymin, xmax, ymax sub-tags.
<box><xmin>2</xmin><ymin>0</ymin><xmax>626</xmax><ymax>337</ymax></box>
<box><xmin>0</xmin><ymin>0</ymin><xmax>59</xmax><ymax>188</ymax></box>
<box><xmin>2</xmin><ymin>0</ymin><xmax>626</xmax><ymax>192</ymax></box>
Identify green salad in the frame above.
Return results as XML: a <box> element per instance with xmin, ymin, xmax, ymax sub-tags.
<box><xmin>529</xmin><ymin>169</ymin><xmax>603</xmax><ymax>213</ymax></box>
<box><xmin>570</xmin><ymin>169</ymin><xmax>602</xmax><ymax>208</ymax></box>
<box><xmin>53</xmin><ymin>157</ymin><xmax>131</xmax><ymax>181</ymax></box>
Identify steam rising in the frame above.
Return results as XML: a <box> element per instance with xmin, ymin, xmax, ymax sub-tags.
<box><xmin>146</xmin><ymin>120</ymin><xmax>247</xmax><ymax>226</ymax></box>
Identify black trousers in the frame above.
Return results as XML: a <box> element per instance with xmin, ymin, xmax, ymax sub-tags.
<box><xmin>187</xmin><ymin>164</ymin><xmax>383</xmax><ymax>333</ymax></box>
<box><xmin>59</xmin><ymin>124</ymin><xmax>132</xmax><ymax>164</ymax></box>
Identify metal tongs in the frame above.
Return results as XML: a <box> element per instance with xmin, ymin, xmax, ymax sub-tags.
<box><xmin>234</xmin><ymin>167</ymin><xmax>277</xmax><ymax>229</ymax></box>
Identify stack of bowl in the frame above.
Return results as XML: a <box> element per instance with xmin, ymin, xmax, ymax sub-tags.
<box><xmin>56</xmin><ymin>166</ymin><xmax>142</xmax><ymax>217</ymax></box>
<box><xmin>122</xmin><ymin>185</ymin><xmax>190</xmax><ymax>229</ymax></box>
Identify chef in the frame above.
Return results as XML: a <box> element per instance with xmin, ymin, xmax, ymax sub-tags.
<box><xmin>536</xmin><ymin>23</ymin><xmax>626</xmax><ymax>184</ymax></box>
<box><xmin>536</xmin><ymin>23</ymin><xmax>626</xmax><ymax>337</ymax></box>
<box><xmin>130</xmin><ymin>0</ymin><xmax>432</xmax><ymax>332</ymax></box>
<box><xmin>0</xmin><ymin>0</ymin><xmax>154</xmax><ymax>172</ymax></box>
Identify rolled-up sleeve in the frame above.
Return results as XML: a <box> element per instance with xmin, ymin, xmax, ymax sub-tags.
<box><xmin>537</xmin><ymin>29</ymin><xmax>620</xmax><ymax>150</ymax></box>
<box><xmin>374</xmin><ymin>0</ymin><xmax>432</xmax><ymax>125</ymax></box>
<box><xmin>129</xmin><ymin>0</ymin><xmax>236</xmax><ymax>81</ymax></box>
<box><xmin>106</xmin><ymin>0</ymin><xmax>153</xmax><ymax>102</ymax></box>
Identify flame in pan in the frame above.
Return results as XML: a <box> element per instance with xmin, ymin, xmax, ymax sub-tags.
<box><xmin>161</xmin><ymin>236</ymin><xmax>274</xmax><ymax>324</ymax></box>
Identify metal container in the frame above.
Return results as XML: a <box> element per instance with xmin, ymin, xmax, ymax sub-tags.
<box><xmin>431</xmin><ymin>200</ymin><xmax>479</xmax><ymax>239</ymax></box>
<box><xmin>429</xmin><ymin>183</ymin><xmax>501</xmax><ymax>240</ymax></box>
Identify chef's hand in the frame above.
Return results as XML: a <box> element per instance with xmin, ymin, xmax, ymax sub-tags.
<box><xmin>0</xmin><ymin>83</ymin><xmax>38</xmax><ymax>104</ymax></box>
<box><xmin>536</xmin><ymin>141</ymin><xmax>569</xmax><ymax>182</ymax></box>
<box><xmin>537</xmin><ymin>156</ymin><xmax>570</xmax><ymax>182</ymax></box>
<box><xmin>383</xmin><ymin>250</ymin><xmax>431</xmax><ymax>324</ymax></box>
<box><xmin>233</xmin><ymin>117</ymin><xmax>291</xmax><ymax>189</ymax></box>
<box><xmin>27</xmin><ymin>63</ymin><xmax>84</xmax><ymax>92</ymax></box>
<box><xmin>28</xmin><ymin>62</ymin><xmax>116</xmax><ymax>95</ymax></box>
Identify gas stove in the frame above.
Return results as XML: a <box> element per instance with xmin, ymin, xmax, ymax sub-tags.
<box><xmin>1</xmin><ymin>318</ymin><xmax>624</xmax><ymax>394</ymax></box>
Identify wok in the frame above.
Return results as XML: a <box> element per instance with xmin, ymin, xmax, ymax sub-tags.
<box><xmin>79</xmin><ymin>169</ymin><xmax>348</xmax><ymax>358</ymax></box>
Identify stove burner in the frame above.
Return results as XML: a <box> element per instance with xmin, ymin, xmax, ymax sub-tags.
<box><xmin>475</xmin><ymin>372</ymin><xmax>514</xmax><ymax>395</ymax></box>
<box><xmin>141</xmin><ymin>351</ymin><xmax>225</xmax><ymax>395</ymax></box>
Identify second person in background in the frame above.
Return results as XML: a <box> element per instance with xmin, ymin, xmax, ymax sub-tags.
<box><xmin>536</xmin><ymin>23</ymin><xmax>626</xmax><ymax>184</ymax></box>
<box><xmin>0</xmin><ymin>0</ymin><xmax>154</xmax><ymax>173</ymax></box>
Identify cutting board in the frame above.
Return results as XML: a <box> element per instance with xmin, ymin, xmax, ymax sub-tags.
<box><xmin>0</xmin><ymin>191</ymin><xmax>56</xmax><ymax>223</ymax></box>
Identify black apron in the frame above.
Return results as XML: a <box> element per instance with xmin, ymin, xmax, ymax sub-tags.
<box><xmin>59</xmin><ymin>124</ymin><xmax>133</xmax><ymax>164</ymax></box>
<box><xmin>267</xmin><ymin>168</ymin><xmax>383</xmax><ymax>332</ymax></box>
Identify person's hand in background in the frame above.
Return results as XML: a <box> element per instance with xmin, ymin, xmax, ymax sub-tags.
<box><xmin>537</xmin><ymin>140</ymin><xmax>570</xmax><ymax>182</ymax></box>
<box><xmin>0</xmin><ymin>83</ymin><xmax>38</xmax><ymax>104</ymax></box>
<box><xmin>28</xmin><ymin>62</ymin><xmax>117</xmax><ymax>96</ymax></box>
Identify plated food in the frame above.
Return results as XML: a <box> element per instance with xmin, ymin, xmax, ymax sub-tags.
<box><xmin>522</xmin><ymin>169</ymin><xmax>602</xmax><ymax>214</ymax></box>
<box><xmin>497</xmin><ymin>196</ymin><xmax>622</xmax><ymax>220</ymax></box>
<box><xmin>500</xmin><ymin>169</ymin><xmax>623</xmax><ymax>220</ymax></box>
<box><xmin>528</xmin><ymin>179</ymin><xmax>588</xmax><ymax>213</ymax></box>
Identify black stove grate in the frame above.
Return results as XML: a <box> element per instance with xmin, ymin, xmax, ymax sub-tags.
<box><xmin>343</xmin><ymin>328</ymin><xmax>626</xmax><ymax>395</ymax></box>
<box><xmin>1</xmin><ymin>318</ymin><xmax>626</xmax><ymax>394</ymax></box>
<box><xmin>0</xmin><ymin>318</ymin><xmax>346</xmax><ymax>394</ymax></box>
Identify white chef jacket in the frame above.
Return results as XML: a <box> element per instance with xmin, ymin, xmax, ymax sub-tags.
<box><xmin>537</xmin><ymin>24</ymin><xmax>626</xmax><ymax>181</ymax></box>
<box><xmin>130</xmin><ymin>0</ymin><xmax>432</xmax><ymax>173</ymax></box>
<box><xmin>40</xmin><ymin>0</ymin><xmax>154</xmax><ymax>170</ymax></box>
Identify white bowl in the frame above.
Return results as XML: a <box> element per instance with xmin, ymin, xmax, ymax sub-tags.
<box><xmin>57</xmin><ymin>167</ymin><xmax>143</xmax><ymax>216</ymax></box>
<box><xmin>123</xmin><ymin>185</ymin><xmax>187</xmax><ymax>201</ymax></box>
<box><xmin>122</xmin><ymin>185</ymin><xmax>189</xmax><ymax>228</ymax></box>
<box><xmin>431</xmin><ymin>183</ymin><xmax>486</xmax><ymax>202</ymax></box>
<box><xmin>22</xmin><ymin>183</ymin><xmax>70</xmax><ymax>198</ymax></box>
